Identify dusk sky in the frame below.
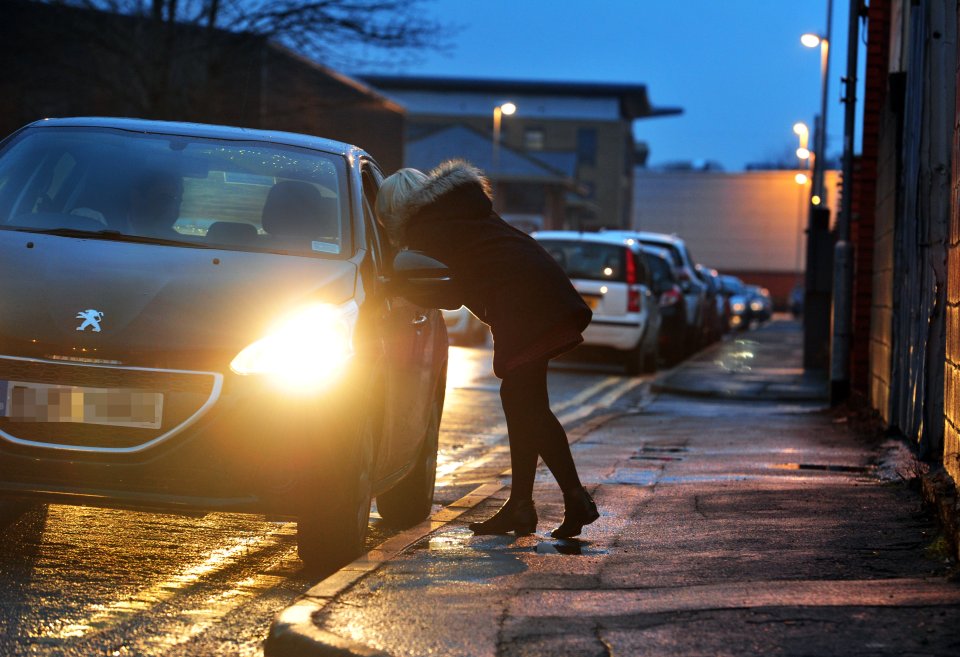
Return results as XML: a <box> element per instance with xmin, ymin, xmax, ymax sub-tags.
<box><xmin>354</xmin><ymin>0</ymin><xmax>861</xmax><ymax>172</ymax></box>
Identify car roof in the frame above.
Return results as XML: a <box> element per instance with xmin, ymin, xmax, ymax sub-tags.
<box><xmin>23</xmin><ymin>117</ymin><xmax>365</xmax><ymax>159</ymax></box>
<box><xmin>532</xmin><ymin>230</ymin><xmax>642</xmax><ymax>247</ymax></box>
<box><xmin>601</xmin><ymin>228</ymin><xmax>683</xmax><ymax>244</ymax></box>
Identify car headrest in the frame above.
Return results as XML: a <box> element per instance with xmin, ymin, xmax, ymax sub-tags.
<box><xmin>261</xmin><ymin>180</ymin><xmax>339</xmax><ymax>239</ymax></box>
<box><xmin>206</xmin><ymin>221</ymin><xmax>258</xmax><ymax>245</ymax></box>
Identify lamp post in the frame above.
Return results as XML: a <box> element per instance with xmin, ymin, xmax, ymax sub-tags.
<box><xmin>799</xmin><ymin>0</ymin><xmax>833</xmax><ymax>372</ymax></box>
<box><xmin>492</xmin><ymin>101</ymin><xmax>516</xmax><ymax>174</ymax></box>
<box><xmin>793</xmin><ymin>121</ymin><xmax>811</xmax><ymax>165</ymax></box>
<box><xmin>801</xmin><ymin>29</ymin><xmax>830</xmax><ymax>205</ymax></box>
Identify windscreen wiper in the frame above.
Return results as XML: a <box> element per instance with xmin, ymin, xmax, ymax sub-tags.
<box><xmin>5</xmin><ymin>227</ymin><xmax>213</xmax><ymax>248</ymax></box>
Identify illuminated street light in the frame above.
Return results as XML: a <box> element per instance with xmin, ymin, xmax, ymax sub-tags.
<box><xmin>802</xmin><ymin>32</ymin><xmax>830</xmax><ymax>204</ymax></box>
<box><xmin>799</xmin><ymin>3</ymin><xmax>834</xmax><ymax>373</ymax></box>
<box><xmin>795</xmin><ymin>173</ymin><xmax>809</xmax><ymax>185</ymax></box>
<box><xmin>811</xmin><ymin>195</ymin><xmax>822</xmax><ymax>205</ymax></box>
<box><xmin>492</xmin><ymin>102</ymin><xmax>516</xmax><ymax>173</ymax></box>
<box><xmin>796</xmin><ymin>147</ymin><xmax>811</xmax><ymax>160</ymax></box>
<box><xmin>793</xmin><ymin>122</ymin><xmax>809</xmax><ymax>138</ymax></box>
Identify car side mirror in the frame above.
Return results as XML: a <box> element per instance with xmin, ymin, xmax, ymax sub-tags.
<box><xmin>390</xmin><ymin>250</ymin><xmax>459</xmax><ymax>308</ymax></box>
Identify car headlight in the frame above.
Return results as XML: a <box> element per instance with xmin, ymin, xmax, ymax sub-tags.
<box><xmin>750</xmin><ymin>300</ymin><xmax>763</xmax><ymax>312</ymax></box>
<box><xmin>731</xmin><ymin>301</ymin><xmax>745</xmax><ymax>313</ymax></box>
<box><xmin>230</xmin><ymin>300</ymin><xmax>358</xmax><ymax>390</ymax></box>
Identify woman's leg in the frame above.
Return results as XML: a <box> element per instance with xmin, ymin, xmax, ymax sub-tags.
<box><xmin>499</xmin><ymin>359</ymin><xmax>583</xmax><ymax>497</ymax></box>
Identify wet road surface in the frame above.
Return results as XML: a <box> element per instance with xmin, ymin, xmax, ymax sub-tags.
<box><xmin>0</xmin><ymin>344</ymin><xmax>645</xmax><ymax>656</ymax></box>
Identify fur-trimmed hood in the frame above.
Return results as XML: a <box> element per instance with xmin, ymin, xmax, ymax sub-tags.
<box><xmin>398</xmin><ymin>159</ymin><xmax>493</xmax><ymax>225</ymax></box>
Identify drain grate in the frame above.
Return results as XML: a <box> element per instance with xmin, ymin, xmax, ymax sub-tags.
<box><xmin>772</xmin><ymin>463</ymin><xmax>874</xmax><ymax>473</ymax></box>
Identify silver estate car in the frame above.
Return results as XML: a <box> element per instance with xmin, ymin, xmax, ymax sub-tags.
<box><xmin>533</xmin><ymin>230</ymin><xmax>661</xmax><ymax>375</ymax></box>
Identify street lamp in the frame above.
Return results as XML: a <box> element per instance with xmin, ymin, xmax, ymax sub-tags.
<box><xmin>801</xmin><ymin>31</ymin><xmax>830</xmax><ymax>203</ymax></box>
<box><xmin>492</xmin><ymin>101</ymin><xmax>516</xmax><ymax>174</ymax></box>
<box><xmin>799</xmin><ymin>1</ymin><xmax>833</xmax><ymax>372</ymax></box>
<box><xmin>793</xmin><ymin>121</ymin><xmax>811</xmax><ymax>162</ymax></box>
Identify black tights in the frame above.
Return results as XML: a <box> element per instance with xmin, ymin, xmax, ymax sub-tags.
<box><xmin>499</xmin><ymin>358</ymin><xmax>583</xmax><ymax>501</ymax></box>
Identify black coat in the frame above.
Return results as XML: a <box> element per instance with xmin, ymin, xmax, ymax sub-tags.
<box><xmin>399</xmin><ymin>161</ymin><xmax>592</xmax><ymax>377</ymax></box>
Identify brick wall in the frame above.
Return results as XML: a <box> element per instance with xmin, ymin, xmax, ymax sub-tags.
<box><xmin>853</xmin><ymin>1</ymin><xmax>891</xmax><ymax>398</ymax></box>
<box><xmin>945</xmin><ymin>4</ymin><xmax>960</xmax><ymax>484</ymax></box>
<box><xmin>868</xmin><ymin>0</ymin><xmax>897</xmax><ymax>423</ymax></box>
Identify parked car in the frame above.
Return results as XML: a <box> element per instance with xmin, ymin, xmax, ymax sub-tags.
<box><xmin>695</xmin><ymin>264</ymin><xmax>725</xmax><ymax>343</ymax></box>
<box><xmin>790</xmin><ymin>283</ymin><xmax>804</xmax><ymax>317</ymax></box>
<box><xmin>533</xmin><ymin>231</ymin><xmax>661</xmax><ymax>375</ymax></box>
<box><xmin>746</xmin><ymin>285</ymin><xmax>774</xmax><ymax>322</ymax></box>
<box><xmin>640</xmin><ymin>245</ymin><xmax>689</xmax><ymax>365</ymax></box>
<box><xmin>603</xmin><ymin>230</ymin><xmax>708</xmax><ymax>353</ymax></box>
<box><xmin>0</xmin><ymin>117</ymin><xmax>450</xmax><ymax>570</ymax></box>
<box><xmin>441</xmin><ymin>306</ymin><xmax>488</xmax><ymax>346</ymax></box>
<box><xmin>720</xmin><ymin>275</ymin><xmax>750</xmax><ymax>330</ymax></box>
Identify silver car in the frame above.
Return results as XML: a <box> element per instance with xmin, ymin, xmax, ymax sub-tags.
<box><xmin>533</xmin><ymin>231</ymin><xmax>661</xmax><ymax>375</ymax></box>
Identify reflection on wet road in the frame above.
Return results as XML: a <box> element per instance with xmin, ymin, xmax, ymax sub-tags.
<box><xmin>0</xmin><ymin>344</ymin><xmax>644</xmax><ymax>656</ymax></box>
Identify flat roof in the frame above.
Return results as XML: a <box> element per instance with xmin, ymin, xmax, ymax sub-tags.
<box><xmin>360</xmin><ymin>75</ymin><xmax>682</xmax><ymax>120</ymax></box>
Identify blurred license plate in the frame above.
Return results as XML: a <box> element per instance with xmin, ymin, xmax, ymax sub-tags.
<box><xmin>0</xmin><ymin>380</ymin><xmax>163</xmax><ymax>429</ymax></box>
<box><xmin>581</xmin><ymin>295</ymin><xmax>600</xmax><ymax>310</ymax></box>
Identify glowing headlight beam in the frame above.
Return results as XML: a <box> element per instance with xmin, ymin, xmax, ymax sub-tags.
<box><xmin>230</xmin><ymin>301</ymin><xmax>358</xmax><ymax>390</ymax></box>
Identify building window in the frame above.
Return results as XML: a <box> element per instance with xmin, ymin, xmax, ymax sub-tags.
<box><xmin>524</xmin><ymin>127</ymin><xmax>545</xmax><ymax>151</ymax></box>
<box><xmin>577</xmin><ymin>128</ymin><xmax>597</xmax><ymax>165</ymax></box>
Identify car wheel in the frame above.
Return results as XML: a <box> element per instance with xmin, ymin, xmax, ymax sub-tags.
<box><xmin>297</xmin><ymin>412</ymin><xmax>374</xmax><ymax>571</ymax></box>
<box><xmin>623</xmin><ymin>342</ymin><xmax>644</xmax><ymax>376</ymax></box>
<box><xmin>641</xmin><ymin>345</ymin><xmax>658</xmax><ymax>373</ymax></box>
<box><xmin>376</xmin><ymin>394</ymin><xmax>441</xmax><ymax>528</ymax></box>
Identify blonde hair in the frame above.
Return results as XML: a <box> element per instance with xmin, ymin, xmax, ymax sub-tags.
<box><xmin>375</xmin><ymin>168</ymin><xmax>428</xmax><ymax>246</ymax></box>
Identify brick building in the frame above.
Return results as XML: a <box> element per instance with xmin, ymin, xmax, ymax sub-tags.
<box><xmin>847</xmin><ymin>0</ymin><xmax>958</xmax><ymax>482</ymax></box>
<box><xmin>359</xmin><ymin>75</ymin><xmax>680</xmax><ymax>231</ymax></box>
<box><xmin>0</xmin><ymin>1</ymin><xmax>404</xmax><ymax>171</ymax></box>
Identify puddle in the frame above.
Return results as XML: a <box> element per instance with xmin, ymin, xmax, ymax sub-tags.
<box><xmin>429</xmin><ymin>534</ymin><xmax>470</xmax><ymax>552</ymax></box>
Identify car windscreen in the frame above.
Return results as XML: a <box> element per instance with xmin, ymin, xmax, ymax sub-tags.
<box><xmin>537</xmin><ymin>239</ymin><xmax>630</xmax><ymax>282</ymax></box>
<box><xmin>0</xmin><ymin>126</ymin><xmax>350</xmax><ymax>257</ymax></box>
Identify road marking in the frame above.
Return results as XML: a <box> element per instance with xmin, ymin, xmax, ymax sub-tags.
<box><xmin>435</xmin><ymin>376</ymin><xmax>626</xmax><ymax>482</ymax></box>
<box><xmin>139</xmin><ymin>570</ymin><xmax>290</xmax><ymax>654</ymax></box>
<box><xmin>49</xmin><ymin>522</ymin><xmax>295</xmax><ymax>641</ymax></box>
<box><xmin>44</xmin><ymin>368</ymin><xmax>640</xmax><ymax>650</ymax></box>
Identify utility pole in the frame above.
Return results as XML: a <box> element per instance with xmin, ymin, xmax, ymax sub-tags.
<box><xmin>802</xmin><ymin>0</ymin><xmax>834</xmax><ymax>371</ymax></box>
<box><xmin>829</xmin><ymin>0</ymin><xmax>862</xmax><ymax>402</ymax></box>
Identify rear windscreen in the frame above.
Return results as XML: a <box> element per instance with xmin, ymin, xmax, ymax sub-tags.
<box><xmin>537</xmin><ymin>239</ymin><xmax>629</xmax><ymax>282</ymax></box>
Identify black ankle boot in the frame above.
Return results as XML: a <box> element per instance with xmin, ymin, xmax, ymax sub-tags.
<box><xmin>551</xmin><ymin>487</ymin><xmax>599</xmax><ymax>538</ymax></box>
<box><xmin>469</xmin><ymin>499</ymin><xmax>538</xmax><ymax>535</ymax></box>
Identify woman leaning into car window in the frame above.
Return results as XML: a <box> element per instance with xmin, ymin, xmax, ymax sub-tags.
<box><xmin>375</xmin><ymin>160</ymin><xmax>599</xmax><ymax>538</ymax></box>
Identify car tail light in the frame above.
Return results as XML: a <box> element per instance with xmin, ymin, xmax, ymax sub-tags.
<box><xmin>660</xmin><ymin>286</ymin><xmax>682</xmax><ymax>307</ymax></box>
<box><xmin>626</xmin><ymin>247</ymin><xmax>641</xmax><ymax>312</ymax></box>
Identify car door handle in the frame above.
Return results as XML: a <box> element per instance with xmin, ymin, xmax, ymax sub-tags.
<box><xmin>412</xmin><ymin>313</ymin><xmax>429</xmax><ymax>326</ymax></box>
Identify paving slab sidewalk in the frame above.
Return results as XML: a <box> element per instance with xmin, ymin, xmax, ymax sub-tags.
<box><xmin>267</xmin><ymin>320</ymin><xmax>960</xmax><ymax>657</ymax></box>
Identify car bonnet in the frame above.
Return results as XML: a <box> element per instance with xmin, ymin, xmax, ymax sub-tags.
<box><xmin>0</xmin><ymin>232</ymin><xmax>356</xmax><ymax>369</ymax></box>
